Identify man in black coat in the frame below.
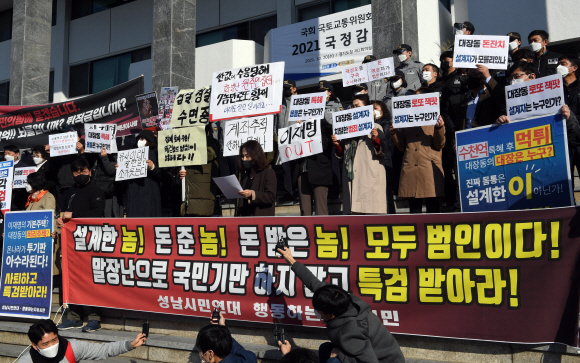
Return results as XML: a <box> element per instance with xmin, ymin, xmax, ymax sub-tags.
<box><xmin>528</xmin><ymin>30</ymin><xmax>562</xmax><ymax>78</ymax></box>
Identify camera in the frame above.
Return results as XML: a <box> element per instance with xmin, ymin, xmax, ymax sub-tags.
<box><xmin>211</xmin><ymin>307</ymin><xmax>221</xmax><ymax>323</ymax></box>
<box><xmin>275</xmin><ymin>234</ymin><xmax>289</xmax><ymax>256</ymax></box>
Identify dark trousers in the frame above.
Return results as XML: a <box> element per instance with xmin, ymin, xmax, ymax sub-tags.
<box><xmin>408</xmin><ymin>197</ymin><xmax>441</xmax><ymax>214</ymax></box>
<box><xmin>298</xmin><ymin>173</ymin><xmax>329</xmax><ymax>216</ymax></box>
<box><xmin>67</xmin><ymin>304</ymin><xmax>101</xmax><ymax>322</ymax></box>
<box><xmin>282</xmin><ymin>160</ymin><xmax>298</xmax><ymax>197</ymax></box>
<box><xmin>319</xmin><ymin>342</ymin><xmax>335</xmax><ymax>363</ymax></box>
<box><xmin>442</xmin><ymin>142</ymin><xmax>457</xmax><ymax>205</ymax></box>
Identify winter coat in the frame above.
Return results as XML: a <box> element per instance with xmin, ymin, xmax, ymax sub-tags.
<box><xmin>323</xmin><ymin>99</ymin><xmax>343</xmax><ymax>125</ymax></box>
<box><xmin>126</xmin><ymin>148</ymin><xmax>162</xmax><ymax>217</ymax></box>
<box><xmin>182</xmin><ymin>137</ymin><xmax>220</xmax><ymax>216</ymax></box>
<box><xmin>17</xmin><ymin>338</ymin><xmax>134</xmax><ymax>363</ymax></box>
<box><xmin>301</xmin><ymin>121</ymin><xmax>334</xmax><ymax>186</ymax></box>
<box><xmin>236</xmin><ymin>167</ymin><xmax>277</xmax><ymax>216</ymax></box>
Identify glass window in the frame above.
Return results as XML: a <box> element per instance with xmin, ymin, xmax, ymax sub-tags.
<box><xmin>52</xmin><ymin>0</ymin><xmax>57</xmax><ymax>26</ymax></box>
<box><xmin>197</xmin><ymin>23</ymin><xmax>249</xmax><ymax>48</ymax></box>
<box><xmin>0</xmin><ymin>82</ymin><xmax>9</xmax><ymax>106</ymax></box>
<box><xmin>72</xmin><ymin>0</ymin><xmax>137</xmax><ymax>20</ymax></box>
<box><xmin>49</xmin><ymin>71</ymin><xmax>54</xmax><ymax>103</ymax></box>
<box><xmin>439</xmin><ymin>0</ymin><xmax>451</xmax><ymax>12</ymax></box>
<box><xmin>91</xmin><ymin>53</ymin><xmax>131</xmax><ymax>94</ymax></box>
<box><xmin>333</xmin><ymin>0</ymin><xmax>371</xmax><ymax>13</ymax></box>
<box><xmin>298</xmin><ymin>2</ymin><xmax>330</xmax><ymax>22</ymax></box>
<box><xmin>69</xmin><ymin>63</ymin><xmax>90</xmax><ymax>98</ymax></box>
<box><xmin>0</xmin><ymin>9</ymin><xmax>13</xmax><ymax>42</ymax></box>
<box><xmin>250</xmin><ymin>15</ymin><xmax>277</xmax><ymax>46</ymax></box>
<box><xmin>131</xmin><ymin>46</ymin><xmax>152</xmax><ymax>63</ymax></box>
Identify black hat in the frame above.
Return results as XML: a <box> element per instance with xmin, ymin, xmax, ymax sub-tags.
<box><xmin>463</xmin><ymin>21</ymin><xmax>475</xmax><ymax>34</ymax></box>
<box><xmin>353</xmin><ymin>84</ymin><xmax>368</xmax><ymax>91</ymax></box>
<box><xmin>393</xmin><ymin>44</ymin><xmax>412</xmax><ymax>54</ymax></box>
<box><xmin>317</xmin><ymin>80</ymin><xmax>334</xmax><ymax>92</ymax></box>
<box><xmin>507</xmin><ymin>32</ymin><xmax>521</xmax><ymax>41</ymax></box>
<box><xmin>283</xmin><ymin>79</ymin><xmax>296</xmax><ymax>87</ymax></box>
<box><xmin>362</xmin><ymin>55</ymin><xmax>377</xmax><ymax>64</ymax></box>
<box><xmin>137</xmin><ymin>129</ymin><xmax>156</xmax><ymax>144</ymax></box>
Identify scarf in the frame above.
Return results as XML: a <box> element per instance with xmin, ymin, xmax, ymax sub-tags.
<box><xmin>30</xmin><ymin>337</ymin><xmax>69</xmax><ymax>363</ymax></box>
<box><xmin>26</xmin><ymin>190</ymin><xmax>48</xmax><ymax>208</ymax></box>
<box><xmin>344</xmin><ymin>139</ymin><xmax>359</xmax><ymax>181</ymax></box>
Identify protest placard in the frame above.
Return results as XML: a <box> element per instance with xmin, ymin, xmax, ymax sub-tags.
<box><xmin>332</xmin><ymin>105</ymin><xmax>374</xmax><ymax>140</ymax></box>
<box><xmin>288</xmin><ymin>93</ymin><xmax>326</xmax><ymax>122</ymax></box>
<box><xmin>0</xmin><ymin>210</ymin><xmax>53</xmax><ymax>319</ymax></box>
<box><xmin>278</xmin><ymin>119</ymin><xmax>323</xmax><ymax>163</ymax></box>
<box><xmin>453</xmin><ymin>35</ymin><xmax>509</xmax><ymax>70</ymax></box>
<box><xmin>115</xmin><ymin>118</ymin><xmax>142</xmax><ymax>137</ymax></box>
<box><xmin>210</xmin><ymin>62</ymin><xmax>285</xmax><ymax>122</ymax></box>
<box><xmin>49</xmin><ymin>132</ymin><xmax>77</xmax><ymax>157</ymax></box>
<box><xmin>115</xmin><ymin>147</ymin><xmax>149</xmax><ymax>181</ymax></box>
<box><xmin>392</xmin><ymin>92</ymin><xmax>440</xmax><ymax>129</ymax></box>
<box><xmin>158</xmin><ymin>127</ymin><xmax>207</xmax><ymax>167</ymax></box>
<box><xmin>505</xmin><ymin>74</ymin><xmax>564</xmax><ymax>122</ymax></box>
<box><xmin>341</xmin><ymin>64</ymin><xmax>369</xmax><ymax>87</ymax></box>
<box><xmin>170</xmin><ymin>87</ymin><xmax>211</xmax><ymax>128</ymax></box>
<box><xmin>86</xmin><ymin>123</ymin><xmax>118</xmax><ymax>153</ymax></box>
<box><xmin>13</xmin><ymin>167</ymin><xmax>36</xmax><ymax>189</ymax></box>
<box><xmin>0</xmin><ymin>161</ymin><xmax>13</xmax><ymax>213</ymax></box>
<box><xmin>456</xmin><ymin>113</ymin><xmax>573</xmax><ymax>212</ymax></box>
<box><xmin>367</xmin><ymin>57</ymin><xmax>396</xmax><ymax>81</ymax></box>
<box><xmin>85</xmin><ymin>129</ymin><xmax>112</xmax><ymax>153</ymax></box>
<box><xmin>159</xmin><ymin>86</ymin><xmax>179</xmax><ymax>130</ymax></box>
<box><xmin>136</xmin><ymin>92</ymin><xmax>159</xmax><ymax>128</ymax></box>
<box><xmin>223</xmin><ymin>115</ymin><xmax>274</xmax><ymax>157</ymax></box>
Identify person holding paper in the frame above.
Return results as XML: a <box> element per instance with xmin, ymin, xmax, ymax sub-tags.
<box><xmin>31</xmin><ymin>145</ymin><xmax>56</xmax><ymax>192</ymax></box>
<box><xmin>373</xmin><ymin>101</ymin><xmax>396</xmax><ymax>215</ymax></box>
<box><xmin>383</xmin><ymin>73</ymin><xmax>414</xmax><ymax>116</ymax></box>
<box><xmin>86</xmin><ymin>148</ymin><xmax>122</xmax><ymax>218</ymax></box>
<box><xmin>5</xmin><ymin>144</ymin><xmax>33</xmax><ymax>211</ymax></box>
<box><xmin>235</xmin><ymin>140</ymin><xmax>277</xmax><ymax>217</ymax></box>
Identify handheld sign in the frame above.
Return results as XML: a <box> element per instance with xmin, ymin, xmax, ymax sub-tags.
<box><xmin>159</xmin><ymin>86</ymin><xmax>179</xmax><ymax>130</ymax></box>
<box><xmin>278</xmin><ymin>119</ymin><xmax>323</xmax><ymax>163</ymax></box>
<box><xmin>158</xmin><ymin>127</ymin><xmax>208</xmax><ymax>167</ymax></box>
<box><xmin>505</xmin><ymin>74</ymin><xmax>564</xmax><ymax>122</ymax></box>
<box><xmin>332</xmin><ymin>106</ymin><xmax>374</xmax><ymax>140</ymax></box>
<box><xmin>342</xmin><ymin>64</ymin><xmax>369</xmax><ymax>87</ymax></box>
<box><xmin>0</xmin><ymin>161</ymin><xmax>14</xmax><ymax>213</ymax></box>
<box><xmin>453</xmin><ymin>35</ymin><xmax>509</xmax><ymax>70</ymax></box>
<box><xmin>85</xmin><ymin>130</ymin><xmax>112</xmax><ymax>153</ymax></box>
<box><xmin>86</xmin><ymin>124</ymin><xmax>118</xmax><ymax>153</ymax></box>
<box><xmin>170</xmin><ymin>87</ymin><xmax>211</xmax><ymax>128</ymax></box>
<box><xmin>392</xmin><ymin>92</ymin><xmax>440</xmax><ymax>129</ymax></box>
<box><xmin>288</xmin><ymin>93</ymin><xmax>326</xmax><ymax>122</ymax></box>
<box><xmin>13</xmin><ymin>167</ymin><xmax>36</xmax><ymax>189</ymax></box>
<box><xmin>367</xmin><ymin>57</ymin><xmax>396</xmax><ymax>81</ymax></box>
<box><xmin>223</xmin><ymin>115</ymin><xmax>274</xmax><ymax>157</ymax></box>
<box><xmin>116</xmin><ymin>147</ymin><xmax>149</xmax><ymax>181</ymax></box>
<box><xmin>49</xmin><ymin>132</ymin><xmax>77</xmax><ymax>157</ymax></box>
<box><xmin>136</xmin><ymin>92</ymin><xmax>159</xmax><ymax>129</ymax></box>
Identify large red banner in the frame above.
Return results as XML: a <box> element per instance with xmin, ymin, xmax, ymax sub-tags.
<box><xmin>62</xmin><ymin>207</ymin><xmax>580</xmax><ymax>345</ymax></box>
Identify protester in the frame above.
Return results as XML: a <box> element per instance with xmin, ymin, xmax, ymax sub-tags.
<box><xmin>373</xmin><ymin>100</ymin><xmax>396</xmax><ymax>214</ymax></box>
<box><xmin>528</xmin><ymin>30</ymin><xmax>563</xmax><ymax>78</ymax></box>
<box><xmin>18</xmin><ymin>319</ymin><xmax>146</xmax><ymax>363</ymax></box>
<box><xmin>235</xmin><ymin>140</ymin><xmax>276</xmax><ymax>217</ymax></box>
<box><xmin>85</xmin><ymin>148</ymin><xmax>122</xmax><ymax>218</ymax></box>
<box><xmin>363</xmin><ymin>55</ymin><xmax>388</xmax><ymax>101</ymax></box>
<box><xmin>277</xmin><ymin>246</ymin><xmax>405</xmax><ymax>363</ymax></box>
<box><xmin>422</xmin><ymin>63</ymin><xmax>443</xmax><ymax>92</ymax></box>
<box><xmin>5</xmin><ymin>144</ymin><xmax>33</xmax><ymax>211</ymax></box>
<box><xmin>25</xmin><ymin>172</ymin><xmax>56</xmax><ymax>213</ymax></box>
<box><xmin>30</xmin><ymin>145</ymin><xmax>55</xmax><ymax>191</ymax></box>
<box><xmin>383</xmin><ymin>72</ymin><xmax>414</xmax><ymax>116</ymax></box>
<box><xmin>393</xmin><ymin>44</ymin><xmax>424</xmax><ymax>91</ymax></box>
<box><xmin>332</xmin><ymin>94</ymin><xmax>387</xmax><ymax>215</ymax></box>
<box><xmin>319</xmin><ymin>81</ymin><xmax>343</xmax><ymax>125</ymax></box>
<box><xmin>511</xmin><ymin>48</ymin><xmax>535</xmax><ymax>64</ymax></box>
<box><xmin>279</xmin><ymin>79</ymin><xmax>300</xmax><ymax>205</ymax></box>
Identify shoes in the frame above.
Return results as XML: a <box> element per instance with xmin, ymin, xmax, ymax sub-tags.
<box><xmin>278</xmin><ymin>195</ymin><xmax>295</xmax><ymax>205</ymax></box>
<box><xmin>82</xmin><ymin>320</ymin><xmax>101</xmax><ymax>332</ymax></box>
<box><xmin>57</xmin><ymin>320</ymin><xmax>82</xmax><ymax>330</ymax></box>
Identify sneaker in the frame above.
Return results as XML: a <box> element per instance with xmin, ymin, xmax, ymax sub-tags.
<box><xmin>57</xmin><ymin>320</ymin><xmax>82</xmax><ymax>330</ymax></box>
<box><xmin>82</xmin><ymin>320</ymin><xmax>101</xmax><ymax>332</ymax></box>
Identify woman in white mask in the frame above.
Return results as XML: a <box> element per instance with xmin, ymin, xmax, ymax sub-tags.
<box><xmin>29</xmin><ymin>145</ymin><xmax>57</xmax><ymax>195</ymax></box>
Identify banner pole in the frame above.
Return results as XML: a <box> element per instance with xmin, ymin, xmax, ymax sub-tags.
<box><xmin>181</xmin><ymin>166</ymin><xmax>185</xmax><ymax>202</ymax></box>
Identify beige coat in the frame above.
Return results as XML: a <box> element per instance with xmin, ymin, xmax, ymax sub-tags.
<box><xmin>391</xmin><ymin>125</ymin><xmax>445</xmax><ymax>198</ymax></box>
<box><xmin>338</xmin><ymin>123</ymin><xmax>387</xmax><ymax>214</ymax></box>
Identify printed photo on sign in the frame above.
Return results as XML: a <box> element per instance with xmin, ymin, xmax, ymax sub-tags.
<box><xmin>159</xmin><ymin>86</ymin><xmax>179</xmax><ymax>130</ymax></box>
<box><xmin>0</xmin><ymin>161</ymin><xmax>14</xmax><ymax>212</ymax></box>
<box><xmin>278</xmin><ymin>119</ymin><xmax>323</xmax><ymax>163</ymax></box>
<box><xmin>453</xmin><ymin>35</ymin><xmax>509</xmax><ymax>70</ymax></box>
<box><xmin>392</xmin><ymin>92</ymin><xmax>440</xmax><ymax>129</ymax></box>
<box><xmin>223</xmin><ymin>115</ymin><xmax>274</xmax><ymax>157</ymax></box>
<box><xmin>116</xmin><ymin>147</ymin><xmax>149</xmax><ymax>181</ymax></box>
<box><xmin>505</xmin><ymin>74</ymin><xmax>564</xmax><ymax>122</ymax></box>
<box><xmin>158</xmin><ymin>127</ymin><xmax>208</xmax><ymax>167</ymax></box>
<box><xmin>170</xmin><ymin>87</ymin><xmax>211</xmax><ymax>128</ymax></box>
<box><xmin>288</xmin><ymin>92</ymin><xmax>326</xmax><ymax>122</ymax></box>
<box><xmin>86</xmin><ymin>123</ymin><xmax>118</xmax><ymax>153</ymax></box>
<box><xmin>13</xmin><ymin>167</ymin><xmax>36</xmax><ymax>189</ymax></box>
<box><xmin>456</xmin><ymin>113</ymin><xmax>573</xmax><ymax>212</ymax></box>
<box><xmin>367</xmin><ymin>57</ymin><xmax>395</xmax><ymax>81</ymax></box>
<box><xmin>85</xmin><ymin>130</ymin><xmax>112</xmax><ymax>153</ymax></box>
<box><xmin>115</xmin><ymin>117</ymin><xmax>142</xmax><ymax>137</ymax></box>
<box><xmin>270</xmin><ymin>5</ymin><xmax>372</xmax><ymax>79</ymax></box>
<box><xmin>342</xmin><ymin>64</ymin><xmax>369</xmax><ymax>87</ymax></box>
<box><xmin>210</xmin><ymin>62</ymin><xmax>285</xmax><ymax>122</ymax></box>
<box><xmin>49</xmin><ymin>132</ymin><xmax>78</xmax><ymax>157</ymax></box>
<box><xmin>332</xmin><ymin>105</ymin><xmax>374</xmax><ymax>140</ymax></box>
<box><xmin>136</xmin><ymin>92</ymin><xmax>159</xmax><ymax>129</ymax></box>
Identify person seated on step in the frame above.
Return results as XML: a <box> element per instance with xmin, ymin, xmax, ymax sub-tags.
<box><xmin>195</xmin><ymin>310</ymin><xmax>257</xmax><ymax>363</ymax></box>
<box><xmin>277</xmin><ymin>246</ymin><xmax>405</xmax><ymax>363</ymax></box>
<box><xmin>278</xmin><ymin>340</ymin><xmax>321</xmax><ymax>363</ymax></box>
<box><xmin>17</xmin><ymin>319</ymin><xmax>146</xmax><ymax>363</ymax></box>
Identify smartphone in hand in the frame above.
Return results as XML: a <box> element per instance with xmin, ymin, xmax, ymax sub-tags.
<box><xmin>211</xmin><ymin>307</ymin><xmax>221</xmax><ymax>323</ymax></box>
<box><xmin>142</xmin><ymin>320</ymin><xmax>149</xmax><ymax>338</ymax></box>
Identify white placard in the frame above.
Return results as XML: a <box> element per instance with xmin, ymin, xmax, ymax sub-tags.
<box><xmin>13</xmin><ymin>167</ymin><xmax>36</xmax><ymax>189</ymax></box>
<box><xmin>115</xmin><ymin>147</ymin><xmax>149</xmax><ymax>181</ymax></box>
<box><xmin>453</xmin><ymin>35</ymin><xmax>510</xmax><ymax>70</ymax></box>
<box><xmin>49</xmin><ymin>132</ymin><xmax>78</xmax><ymax>157</ymax></box>
<box><xmin>85</xmin><ymin>130</ymin><xmax>112</xmax><ymax>153</ymax></box>
<box><xmin>210</xmin><ymin>62</ymin><xmax>285</xmax><ymax>122</ymax></box>
<box><xmin>0</xmin><ymin>161</ymin><xmax>14</xmax><ymax>212</ymax></box>
<box><xmin>367</xmin><ymin>57</ymin><xmax>396</xmax><ymax>81</ymax></box>
<box><xmin>505</xmin><ymin>74</ymin><xmax>565</xmax><ymax>122</ymax></box>
<box><xmin>223</xmin><ymin>115</ymin><xmax>274</xmax><ymax>157</ymax></box>
<box><xmin>392</xmin><ymin>92</ymin><xmax>440</xmax><ymax>129</ymax></box>
<box><xmin>86</xmin><ymin>124</ymin><xmax>118</xmax><ymax>153</ymax></box>
<box><xmin>342</xmin><ymin>64</ymin><xmax>369</xmax><ymax>87</ymax></box>
<box><xmin>278</xmin><ymin>119</ymin><xmax>324</xmax><ymax>163</ymax></box>
<box><xmin>332</xmin><ymin>106</ymin><xmax>374</xmax><ymax>140</ymax></box>
<box><xmin>213</xmin><ymin>175</ymin><xmax>244</xmax><ymax>199</ymax></box>
<box><xmin>288</xmin><ymin>92</ymin><xmax>326</xmax><ymax>122</ymax></box>
<box><xmin>270</xmin><ymin>5</ymin><xmax>372</xmax><ymax>78</ymax></box>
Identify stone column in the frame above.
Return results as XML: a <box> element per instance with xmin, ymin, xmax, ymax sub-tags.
<box><xmin>152</xmin><ymin>0</ymin><xmax>196</xmax><ymax>96</ymax></box>
<box><xmin>9</xmin><ymin>0</ymin><xmax>53</xmax><ymax>105</ymax></box>
<box><xmin>372</xmin><ymin>0</ymin><xmax>419</xmax><ymax>60</ymax></box>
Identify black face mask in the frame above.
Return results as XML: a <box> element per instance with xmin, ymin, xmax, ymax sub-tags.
<box><xmin>466</xmin><ymin>76</ymin><xmax>484</xmax><ymax>90</ymax></box>
<box><xmin>440</xmin><ymin>61</ymin><xmax>450</xmax><ymax>72</ymax></box>
<box><xmin>74</xmin><ymin>174</ymin><xmax>90</xmax><ymax>185</ymax></box>
<box><xmin>242</xmin><ymin>160</ymin><xmax>252</xmax><ymax>170</ymax></box>
<box><xmin>283</xmin><ymin>86</ymin><xmax>292</xmax><ymax>97</ymax></box>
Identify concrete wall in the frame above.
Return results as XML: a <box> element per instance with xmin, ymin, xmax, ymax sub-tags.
<box><xmin>417</xmin><ymin>0</ymin><xmax>443</xmax><ymax>65</ymax></box>
<box><xmin>129</xmin><ymin>59</ymin><xmax>152</xmax><ymax>93</ymax></box>
<box><xmin>0</xmin><ymin>40</ymin><xmax>10</xmax><ymax>82</ymax></box>
<box><xmin>546</xmin><ymin>0</ymin><xmax>580</xmax><ymax>43</ymax></box>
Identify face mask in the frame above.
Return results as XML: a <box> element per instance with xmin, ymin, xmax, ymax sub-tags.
<box><xmin>137</xmin><ymin>139</ymin><xmax>147</xmax><ymax>148</ymax></box>
<box><xmin>440</xmin><ymin>61</ymin><xmax>450</xmax><ymax>72</ymax></box>
<box><xmin>33</xmin><ymin>157</ymin><xmax>44</xmax><ymax>165</ymax></box>
<box><xmin>374</xmin><ymin>110</ymin><xmax>382</xmax><ymax>119</ymax></box>
<box><xmin>422</xmin><ymin>72</ymin><xmax>433</xmax><ymax>82</ymax></box>
<box><xmin>530</xmin><ymin>42</ymin><xmax>543</xmax><ymax>53</ymax></box>
<box><xmin>38</xmin><ymin>342</ymin><xmax>59</xmax><ymax>358</ymax></box>
<box><xmin>509</xmin><ymin>41</ymin><xmax>519</xmax><ymax>51</ymax></box>
<box><xmin>25</xmin><ymin>184</ymin><xmax>33</xmax><ymax>193</ymax></box>
<box><xmin>466</xmin><ymin>77</ymin><xmax>484</xmax><ymax>90</ymax></box>
<box><xmin>455</xmin><ymin>29</ymin><xmax>464</xmax><ymax>35</ymax></box>
<box><xmin>391</xmin><ymin>79</ymin><xmax>403</xmax><ymax>90</ymax></box>
<box><xmin>510</xmin><ymin>77</ymin><xmax>526</xmax><ymax>85</ymax></box>
<box><xmin>242</xmin><ymin>160</ymin><xmax>252</xmax><ymax>170</ymax></box>
<box><xmin>283</xmin><ymin>87</ymin><xmax>292</xmax><ymax>97</ymax></box>
<box><xmin>4</xmin><ymin>155</ymin><xmax>14</xmax><ymax>162</ymax></box>
<box><xmin>74</xmin><ymin>174</ymin><xmax>90</xmax><ymax>185</ymax></box>
<box><xmin>397</xmin><ymin>54</ymin><xmax>407</xmax><ymax>62</ymax></box>
<box><xmin>557</xmin><ymin>65</ymin><xmax>570</xmax><ymax>77</ymax></box>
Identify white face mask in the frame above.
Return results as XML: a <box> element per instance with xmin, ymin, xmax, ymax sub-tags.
<box><xmin>137</xmin><ymin>139</ymin><xmax>147</xmax><ymax>148</ymax></box>
<box><xmin>374</xmin><ymin>110</ymin><xmax>382</xmax><ymax>119</ymax></box>
<box><xmin>4</xmin><ymin>155</ymin><xmax>14</xmax><ymax>162</ymax></box>
<box><xmin>397</xmin><ymin>54</ymin><xmax>407</xmax><ymax>62</ymax></box>
<box><xmin>38</xmin><ymin>342</ymin><xmax>59</xmax><ymax>358</ymax></box>
<box><xmin>510</xmin><ymin>77</ymin><xmax>526</xmax><ymax>85</ymax></box>
<box><xmin>509</xmin><ymin>41</ymin><xmax>519</xmax><ymax>51</ymax></box>
<box><xmin>422</xmin><ymin>71</ymin><xmax>433</xmax><ymax>82</ymax></box>
<box><xmin>25</xmin><ymin>184</ymin><xmax>33</xmax><ymax>193</ymax></box>
<box><xmin>455</xmin><ymin>29</ymin><xmax>464</xmax><ymax>35</ymax></box>
<box><xmin>392</xmin><ymin>80</ymin><xmax>403</xmax><ymax>90</ymax></box>
<box><xmin>530</xmin><ymin>42</ymin><xmax>543</xmax><ymax>53</ymax></box>
<box><xmin>557</xmin><ymin>65</ymin><xmax>570</xmax><ymax>77</ymax></box>
<box><xmin>33</xmin><ymin>157</ymin><xmax>44</xmax><ymax>165</ymax></box>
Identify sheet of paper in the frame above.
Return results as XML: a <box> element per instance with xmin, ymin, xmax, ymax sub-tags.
<box><xmin>213</xmin><ymin>175</ymin><xmax>244</xmax><ymax>199</ymax></box>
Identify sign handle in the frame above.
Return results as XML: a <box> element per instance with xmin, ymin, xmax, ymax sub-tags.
<box><xmin>181</xmin><ymin>166</ymin><xmax>186</xmax><ymax>202</ymax></box>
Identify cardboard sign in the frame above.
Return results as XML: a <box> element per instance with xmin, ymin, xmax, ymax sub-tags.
<box><xmin>158</xmin><ymin>127</ymin><xmax>208</xmax><ymax>167</ymax></box>
<box><xmin>278</xmin><ymin>119</ymin><xmax>323</xmax><ymax>163</ymax></box>
<box><xmin>116</xmin><ymin>147</ymin><xmax>149</xmax><ymax>181</ymax></box>
<box><xmin>49</xmin><ymin>132</ymin><xmax>77</xmax><ymax>157</ymax></box>
<box><xmin>288</xmin><ymin>93</ymin><xmax>326</xmax><ymax>122</ymax></box>
<box><xmin>170</xmin><ymin>87</ymin><xmax>211</xmax><ymax>128</ymax></box>
<box><xmin>159</xmin><ymin>87</ymin><xmax>179</xmax><ymax>130</ymax></box>
<box><xmin>0</xmin><ymin>161</ymin><xmax>13</xmax><ymax>213</ymax></box>
<box><xmin>332</xmin><ymin>106</ymin><xmax>374</xmax><ymax>140</ymax></box>
<box><xmin>392</xmin><ymin>92</ymin><xmax>440</xmax><ymax>129</ymax></box>
<box><xmin>342</xmin><ymin>64</ymin><xmax>369</xmax><ymax>87</ymax></box>
<box><xmin>367</xmin><ymin>57</ymin><xmax>396</xmax><ymax>81</ymax></box>
<box><xmin>85</xmin><ymin>130</ymin><xmax>112</xmax><ymax>153</ymax></box>
<box><xmin>13</xmin><ymin>167</ymin><xmax>36</xmax><ymax>189</ymax></box>
<box><xmin>86</xmin><ymin>123</ymin><xmax>118</xmax><ymax>153</ymax></box>
<box><xmin>136</xmin><ymin>92</ymin><xmax>159</xmax><ymax>129</ymax></box>
<box><xmin>453</xmin><ymin>35</ymin><xmax>510</xmax><ymax>70</ymax></box>
<box><xmin>505</xmin><ymin>74</ymin><xmax>564</xmax><ymax>122</ymax></box>
<box><xmin>210</xmin><ymin>62</ymin><xmax>285</xmax><ymax>122</ymax></box>
<box><xmin>223</xmin><ymin>115</ymin><xmax>274</xmax><ymax>157</ymax></box>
